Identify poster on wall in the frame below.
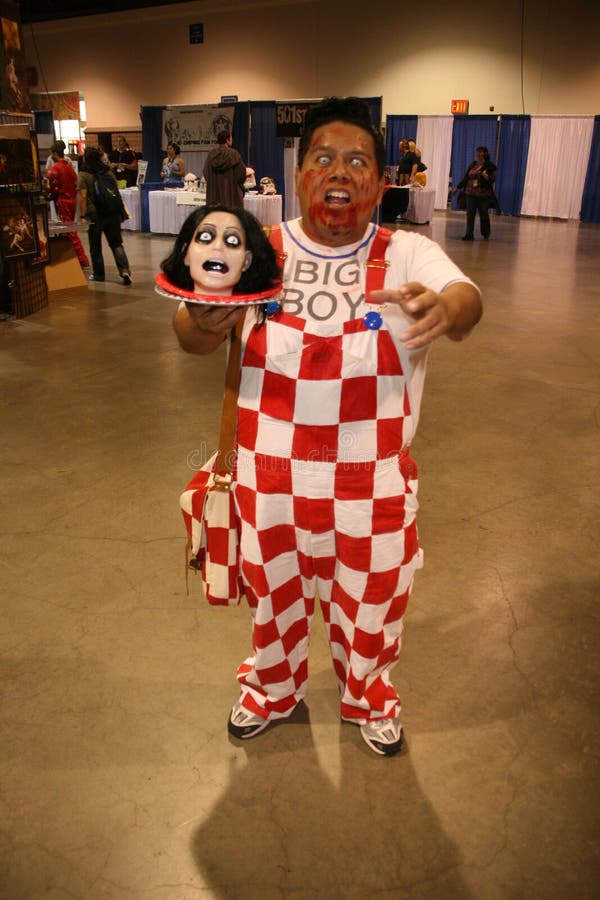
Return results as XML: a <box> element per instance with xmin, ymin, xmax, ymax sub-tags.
<box><xmin>30</xmin><ymin>90</ymin><xmax>81</xmax><ymax>120</ymax></box>
<box><xmin>0</xmin><ymin>13</ymin><xmax>30</xmax><ymax>114</ymax></box>
<box><xmin>0</xmin><ymin>192</ymin><xmax>36</xmax><ymax>260</ymax></box>
<box><xmin>0</xmin><ymin>124</ymin><xmax>40</xmax><ymax>189</ymax></box>
<box><xmin>29</xmin><ymin>198</ymin><xmax>49</xmax><ymax>267</ymax></box>
<box><xmin>162</xmin><ymin>105</ymin><xmax>235</xmax><ymax>151</ymax></box>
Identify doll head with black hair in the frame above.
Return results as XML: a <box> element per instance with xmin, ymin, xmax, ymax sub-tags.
<box><xmin>160</xmin><ymin>203</ymin><xmax>280</xmax><ymax>298</ymax></box>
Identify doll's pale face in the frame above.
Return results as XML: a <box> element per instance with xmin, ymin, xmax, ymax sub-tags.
<box><xmin>184</xmin><ymin>211</ymin><xmax>251</xmax><ymax>294</ymax></box>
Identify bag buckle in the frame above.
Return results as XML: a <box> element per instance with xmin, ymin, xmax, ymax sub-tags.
<box><xmin>213</xmin><ymin>474</ymin><xmax>232</xmax><ymax>492</ymax></box>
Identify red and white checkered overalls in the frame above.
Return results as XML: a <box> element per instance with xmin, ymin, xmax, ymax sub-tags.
<box><xmin>232</xmin><ymin>225</ymin><xmax>424</xmax><ymax>724</ymax></box>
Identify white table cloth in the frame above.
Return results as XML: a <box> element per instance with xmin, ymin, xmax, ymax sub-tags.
<box><xmin>149</xmin><ymin>190</ymin><xmax>188</xmax><ymax>234</ymax></box>
<box><xmin>243</xmin><ymin>193</ymin><xmax>283</xmax><ymax>226</ymax></box>
<box><xmin>149</xmin><ymin>190</ymin><xmax>283</xmax><ymax>234</ymax></box>
<box><xmin>405</xmin><ymin>188</ymin><xmax>436</xmax><ymax>224</ymax></box>
<box><xmin>119</xmin><ymin>188</ymin><xmax>141</xmax><ymax>231</ymax></box>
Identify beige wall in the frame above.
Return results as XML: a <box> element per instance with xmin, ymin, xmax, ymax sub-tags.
<box><xmin>23</xmin><ymin>0</ymin><xmax>600</xmax><ymax>128</ymax></box>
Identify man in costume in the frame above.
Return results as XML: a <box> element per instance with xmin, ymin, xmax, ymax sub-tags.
<box><xmin>203</xmin><ymin>130</ymin><xmax>247</xmax><ymax>209</ymax></box>
<box><xmin>46</xmin><ymin>140</ymin><xmax>89</xmax><ymax>268</ymax></box>
<box><xmin>173</xmin><ymin>97</ymin><xmax>482</xmax><ymax>756</ymax></box>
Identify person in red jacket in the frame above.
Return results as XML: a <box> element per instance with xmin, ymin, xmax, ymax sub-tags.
<box><xmin>47</xmin><ymin>140</ymin><xmax>89</xmax><ymax>267</ymax></box>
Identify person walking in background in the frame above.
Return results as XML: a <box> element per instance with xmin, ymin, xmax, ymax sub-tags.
<box><xmin>45</xmin><ymin>140</ymin><xmax>89</xmax><ymax>268</ymax></box>
<box><xmin>161</xmin><ymin>142</ymin><xmax>185</xmax><ymax>186</ymax></box>
<box><xmin>77</xmin><ymin>146</ymin><xmax>132</xmax><ymax>285</ymax></box>
<box><xmin>172</xmin><ymin>97</ymin><xmax>482</xmax><ymax>757</ymax></box>
<box><xmin>454</xmin><ymin>146</ymin><xmax>498</xmax><ymax>241</ymax></box>
<box><xmin>203</xmin><ymin>130</ymin><xmax>246</xmax><ymax>208</ymax></box>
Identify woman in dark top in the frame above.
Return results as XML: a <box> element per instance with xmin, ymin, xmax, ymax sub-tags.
<box><xmin>396</xmin><ymin>138</ymin><xmax>421</xmax><ymax>185</ymax></box>
<box><xmin>78</xmin><ymin>146</ymin><xmax>132</xmax><ymax>284</ymax></box>
<box><xmin>455</xmin><ymin>146</ymin><xmax>498</xmax><ymax>241</ymax></box>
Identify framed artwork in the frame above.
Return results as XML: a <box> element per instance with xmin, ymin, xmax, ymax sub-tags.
<box><xmin>29</xmin><ymin>199</ymin><xmax>49</xmax><ymax>267</ymax></box>
<box><xmin>0</xmin><ymin>14</ymin><xmax>31</xmax><ymax>115</ymax></box>
<box><xmin>0</xmin><ymin>192</ymin><xmax>36</xmax><ymax>260</ymax></box>
<box><xmin>0</xmin><ymin>123</ymin><xmax>39</xmax><ymax>189</ymax></box>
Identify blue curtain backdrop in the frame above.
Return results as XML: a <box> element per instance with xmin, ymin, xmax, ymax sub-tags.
<box><xmin>140</xmin><ymin>105</ymin><xmax>164</xmax><ymax>183</ymax></box>
<box><xmin>581</xmin><ymin>115</ymin><xmax>600</xmax><ymax>222</ymax></box>
<box><xmin>450</xmin><ymin>115</ymin><xmax>499</xmax><ymax>210</ymax></box>
<box><xmin>495</xmin><ymin>115</ymin><xmax>531</xmax><ymax>216</ymax></box>
<box><xmin>33</xmin><ymin>110</ymin><xmax>54</xmax><ymax>135</ymax></box>
<box><xmin>385</xmin><ymin>116</ymin><xmax>418</xmax><ymax>167</ymax></box>
<box><xmin>231</xmin><ymin>101</ymin><xmax>249</xmax><ymax>166</ymax></box>
<box><xmin>248</xmin><ymin>101</ymin><xmax>286</xmax><ymax>209</ymax></box>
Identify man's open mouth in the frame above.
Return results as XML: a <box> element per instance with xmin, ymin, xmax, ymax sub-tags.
<box><xmin>202</xmin><ymin>259</ymin><xmax>229</xmax><ymax>273</ymax></box>
<box><xmin>325</xmin><ymin>190</ymin><xmax>351</xmax><ymax>204</ymax></box>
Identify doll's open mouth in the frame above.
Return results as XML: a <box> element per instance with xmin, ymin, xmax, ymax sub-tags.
<box><xmin>203</xmin><ymin>260</ymin><xmax>229</xmax><ymax>273</ymax></box>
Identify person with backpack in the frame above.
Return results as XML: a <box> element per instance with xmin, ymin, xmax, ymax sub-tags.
<box><xmin>77</xmin><ymin>146</ymin><xmax>132</xmax><ymax>285</ymax></box>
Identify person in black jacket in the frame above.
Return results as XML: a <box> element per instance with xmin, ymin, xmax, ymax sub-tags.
<box><xmin>78</xmin><ymin>147</ymin><xmax>132</xmax><ymax>284</ymax></box>
<box><xmin>454</xmin><ymin>146</ymin><xmax>498</xmax><ymax>241</ymax></box>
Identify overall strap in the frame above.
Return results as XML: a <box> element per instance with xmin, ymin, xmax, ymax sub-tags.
<box><xmin>365</xmin><ymin>226</ymin><xmax>392</xmax><ymax>296</ymax></box>
<box><xmin>266</xmin><ymin>224</ymin><xmax>286</xmax><ymax>278</ymax></box>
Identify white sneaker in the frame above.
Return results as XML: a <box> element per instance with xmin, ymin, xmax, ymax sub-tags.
<box><xmin>227</xmin><ymin>700</ymin><xmax>271</xmax><ymax>739</ymax></box>
<box><xmin>360</xmin><ymin>717</ymin><xmax>403</xmax><ymax>756</ymax></box>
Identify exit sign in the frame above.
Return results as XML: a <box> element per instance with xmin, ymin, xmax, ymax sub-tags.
<box><xmin>451</xmin><ymin>99</ymin><xmax>469</xmax><ymax>114</ymax></box>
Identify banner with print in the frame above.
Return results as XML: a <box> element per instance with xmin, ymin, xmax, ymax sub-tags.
<box><xmin>276</xmin><ymin>101</ymin><xmax>321</xmax><ymax>138</ymax></box>
<box><xmin>162</xmin><ymin>105</ymin><xmax>235</xmax><ymax>151</ymax></box>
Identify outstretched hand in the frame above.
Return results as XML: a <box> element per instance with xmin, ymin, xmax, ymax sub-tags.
<box><xmin>370</xmin><ymin>281</ymin><xmax>482</xmax><ymax>348</ymax></box>
<box><xmin>370</xmin><ymin>283</ymin><xmax>452</xmax><ymax>349</ymax></box>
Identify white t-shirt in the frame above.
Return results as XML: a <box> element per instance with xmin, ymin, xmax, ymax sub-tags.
<box><xmin>242</xmin><ymin>219</ymin><xmax>477</xmax><ymax>447</ymax></box>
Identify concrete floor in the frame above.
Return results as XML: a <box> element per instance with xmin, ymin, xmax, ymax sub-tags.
<box><xmin>1</xmin><ymin>212</ymin><xmax>598</xmax><ymax>899</ymax></box>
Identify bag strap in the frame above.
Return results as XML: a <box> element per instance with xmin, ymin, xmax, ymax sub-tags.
<box><xmin>215</xmin><ymin>224</ymin><xmax>285</xmax><ymax>477</ymax></box>
<box><xmin>216</xmin><ymin>310</ymin><xmax>246</xmax><ymax>476</ymax></box>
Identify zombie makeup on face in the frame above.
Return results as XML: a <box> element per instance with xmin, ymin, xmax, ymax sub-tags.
<box><xmin>295</xmin><ymin>122</ymin><xmax>384</xmax><ymax>247</ymax></box>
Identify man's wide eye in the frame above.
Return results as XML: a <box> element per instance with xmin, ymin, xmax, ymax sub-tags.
<box><xmin>316</xmin><ymin>154</ymin><xmax>331</xmax><ymax>165</ymax></box>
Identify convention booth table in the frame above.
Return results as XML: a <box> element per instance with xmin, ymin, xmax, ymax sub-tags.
<box><xmin>119</xmin><ymin>188</ymin><xmax>141</xmax><ymax>231</ymax></box>
<box><xmin>243</xmin><ymin>193</ymin><xmax>283</xmax><ymax>226</ymax></box>
<box><xmin>148</xmin><ymin>190</ymin><xmax>283</xmax><ymax>234</ymax></box>
<box><xmin>380</xmin><ymin>186</ymin><xmax>436</xmax><ymax>225</ymax></box>
<box><xmin>406</xmin><ymin>187</ymin><xmax>436</xmax><ymax>224</ymax></box>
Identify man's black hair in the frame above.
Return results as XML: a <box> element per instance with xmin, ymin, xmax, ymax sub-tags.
<box><xmin>298</xmin><ymin>97</ymin><xmax>385</xmax><ymax>176</ymax></box>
